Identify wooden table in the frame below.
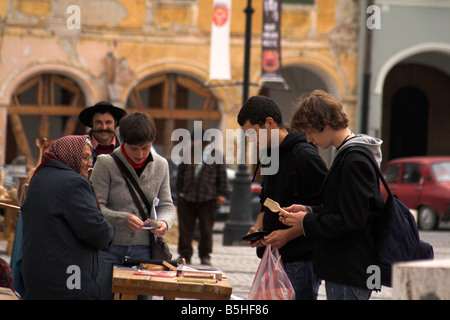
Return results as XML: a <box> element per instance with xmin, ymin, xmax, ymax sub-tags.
<box><xmin>0</xmin><ymin>200</ymin><xmax>20</xmax><ymax>255</ymax></box>
<box><xmin>0</xmin><ymin>288</ymin><xmax>20</xmax><ymax>300</ymax></box>
<box><xmin>112</xmin><ymin>266</ymin><xmax>232</xmax><ymax>300</ymax></box>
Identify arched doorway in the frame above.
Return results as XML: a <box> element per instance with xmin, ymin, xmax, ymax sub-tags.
<box><xmin>126</xmin><ymin>73</ymin><xmax>221</xmax><ymax>157</ymax></box>
<box><xmin>382</xmin><ymin>64</ymin><xmax>450</xmax><ymax>161</ymax></box>
<box><xmin>389</xmin><ymin>87</ymin><xmax>428</xmax><ymax>159</ymax></box>
<box><xmin>259</xmin><ymin>65</ymin><xmax>335</xmax><ymax>168</ymax></box>
<box><xmin>7</xmin><ymin>73</ymin><xmax>86</xmax><ymax>166</ymax></box>
<box><xmin>260</xmin><ymin>66</ymin><xmax>330</xmax><ymax>125</ymax></box>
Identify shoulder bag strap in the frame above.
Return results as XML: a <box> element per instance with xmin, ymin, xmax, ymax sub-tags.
<box><xmin>110</xmin><ymin>153</ymin><xmax>150</xmax><ymax>220</ymax></box>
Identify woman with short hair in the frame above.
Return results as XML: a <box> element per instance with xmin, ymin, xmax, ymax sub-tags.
<box><xmin>91</xmin><ymin>112</ymin><xmax>175</xmax><ymax>300</ymax></box>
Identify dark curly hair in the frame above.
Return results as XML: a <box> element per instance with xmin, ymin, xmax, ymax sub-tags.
<box><xmin>237</xmin><ymin>95</ymin><xmax>284</xmax><ymax>128</ymax></box>
<box><xmin>290</xmin><ymin>90</ymin><xmax>349</xmax><ymax>132</ymax></box>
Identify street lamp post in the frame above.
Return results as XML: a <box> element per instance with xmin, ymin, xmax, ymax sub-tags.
<box><xmin>223</xmin><ymin>0</ymin><xmax>254</xmax><ymax>245</ymax></box>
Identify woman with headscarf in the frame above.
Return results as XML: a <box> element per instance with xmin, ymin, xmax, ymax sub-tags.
<box><xmin>21</xmin><ymin>135</ymin><xmax>113</xmax><ymax>300</ymax></box>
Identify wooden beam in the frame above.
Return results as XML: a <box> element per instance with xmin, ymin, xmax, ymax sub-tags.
<box><xmin>63</xmin><ymin>116</ymin><xmax>79</xmax><ymax>136</ymax></box>
<box><xmin>176</xmin><ymin>75</ymin><xmax>211</xmax><ymax>98</ymax></box>
<box><xmin>52</xmin><ymin>75</ymin><xmax>81</xmax><ymax>95</ymax></box>
<box><xmin>13</xmin><ymin>76</ymin><xmax>40</xmax><ymax>96</ymax></box>
<box><xmin>135</xmin><ymin>74</ymin><xmax>167</xmax><ymax>92</ymax></box>
<box><xmin>8</xmin><ymin>114</ymin><xmax>34</xmax><ymax>166</ymax></box>
<box><xmin>8</xmin><ymin>105</ymin><xmax>86</xmax><ymax>116</ymax></box>
<box><xmin>126</xmin><ymin>108</ymin><xmax>221</xmax><ymax>120</ymax></box>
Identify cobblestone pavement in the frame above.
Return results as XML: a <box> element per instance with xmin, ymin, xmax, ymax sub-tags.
<box><xmin>11</xmin><ymin>221</ymin><xmax>450</xmax><ymax>300</ymax></box>
<box><xmin>173</xmin><ymin>223</ymin><xmax>394</xmax><ymax>300</ymax></box>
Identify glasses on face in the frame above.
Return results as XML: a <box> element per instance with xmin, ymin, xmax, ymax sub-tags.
<box><xmin>81</xmin><ymin>155</ymin><xmax>94</xmax><ymax>163</ymax></box>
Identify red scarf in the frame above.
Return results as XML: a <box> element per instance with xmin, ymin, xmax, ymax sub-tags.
<box><xmin>120</xmin><ymin>144</ymin><xmax>149</xmax><ymax>169</ymax></box>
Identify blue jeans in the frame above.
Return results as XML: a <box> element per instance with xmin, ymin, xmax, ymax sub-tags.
<box><xmin>325</xmin><ymin>281</ymin><xmax>372</xmax><ymax>300</ymax></box>
<box><xmin>283</xmin><ymin>260</ymin><xmax>321</xmax><ymax>300</ymax></box>
<box><xmin>98</xmin><ymin>244</ymin><xmax>151</xmax><ymax>300</ymax></box>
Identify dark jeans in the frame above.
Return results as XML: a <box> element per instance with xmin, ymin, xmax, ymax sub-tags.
<box><xmin>98</xmin><ymin>244</ymin><xmax>151</xmax><ymax>300</ymax></box>
<box><xmin>325</xmin><ymin>281</ymin><xmax>372</xmax><ymax>300</ymax></box>
<box><xmin>177</xmin><ymin>197</ymin><xmax>216</xmax><ymax>261</ymax></box>
<box><xmin>284</xmin><ymin>260</ymin><xmax>321</xmax><ymax>300</ymax></box>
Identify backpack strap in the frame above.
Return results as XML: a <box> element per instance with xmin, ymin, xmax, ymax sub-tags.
<box><xmin>339</xmin><ymin>146</ymin><xmax>393</xmax><ymax>198</ymax></box>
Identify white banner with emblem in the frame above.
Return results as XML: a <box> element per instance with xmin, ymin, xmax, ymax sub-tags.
<box><xmin>209</xmin><ymin>0</ymin><xmax>232</xmax><ymax>80</ymax></box>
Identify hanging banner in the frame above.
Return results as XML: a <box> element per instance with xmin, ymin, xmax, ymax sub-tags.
<box><xmin>261</xmin><ymin>0</ymin><xmax>287</xmax><ymax>87</ymax></box>
<box><xmin>209</xmin><ymin>0</ymin><xmax>232</xmax><ymax>80</ymax></box>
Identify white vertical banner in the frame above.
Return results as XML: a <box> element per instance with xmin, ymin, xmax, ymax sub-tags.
<box><xmin>209</xmin><ymin>0</ymin><xmax>232</xmax><ymax>80</ymax></box>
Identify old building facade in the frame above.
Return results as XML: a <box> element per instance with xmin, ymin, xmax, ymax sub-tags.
<box><xmin>361</xmin><ymin>0</ymin><xmax>450</xmax><ymax>162</ymax></box>
<box><xmin>0</xmin><ymin>0</ymin><xmax>360</xmax><ymax>167</ymax></box>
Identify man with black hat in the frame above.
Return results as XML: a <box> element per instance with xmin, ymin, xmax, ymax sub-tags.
<box><xmin>79</xmin><ymin>101</ymin><xmax>127</xmax><ymax>164</ymax></box>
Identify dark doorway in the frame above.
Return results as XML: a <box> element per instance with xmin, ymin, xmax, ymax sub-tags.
<box><xmin>389</xmin><ymin>87</ymin><xmax>428</xmax><ymax>159</ymax></box>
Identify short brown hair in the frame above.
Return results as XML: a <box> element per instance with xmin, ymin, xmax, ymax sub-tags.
<box><xmin>290</xmin><ymin>90</ymin><xmax>349</xmax><ymax>132</ymax></box>
<box><xmin>119</xmin><ymin>112</ymin><xmax>156</xmax><ymax>145</ymax></box>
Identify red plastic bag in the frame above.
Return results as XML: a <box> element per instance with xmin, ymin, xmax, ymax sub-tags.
<box><xmin>248</xmin><ymin>244</ymin><xmax>295</xmax><ymax>300</ymax></box>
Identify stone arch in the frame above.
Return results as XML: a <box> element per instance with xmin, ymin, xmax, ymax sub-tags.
<box><xmin>374</xmin><ymin>42</ymin><xmax>450</xmax><ymax>95</ymax></box>
<box><xmin>279</xmin><ymin>55</ymin><xmax>346</xmax><ymax>99</ymax></box>
<box><xmin>0</xmin><ymin>61</ymin><xmax>101</xmax><ymax>106</ymax></box>
<box><xmin>1</xmin><ymin>63</ymin><xmax>100</xmax><ymax>165</ymax></box>
<box><xmin>123</xmin><ymin>60</ymin><xmax>231</xmax><ymax>116</ymax></box>
<box><xmin>122</xmin><ymin>60</ymin><xmax>230</xmax><ymax>157</ymax></box>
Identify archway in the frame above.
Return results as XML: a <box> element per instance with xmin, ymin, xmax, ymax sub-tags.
<box><xmin>7</xmin><ymin>73</ymin><xmax>86</xmax><ymax>165</ymax></box>
<box><xmin>260</xmin><ymin>66</ymin><xmax>330</xmax><ymax>125</ymax></box>
<box><xmin>259</xmin><ymin>64</ymin><xmax>337</xmax><ymax>168</ymax></box>
<box><xmin>382</xmin><ymin>64</ymin><xmax>450</xmax><ymax>161</ymax></box>
<box><xmin>389</xmin><ymin>87</ymin><xmax>428</xmax><ymax>159</ymax></box>
<box><xmin>125</xmin><ymin>73</ymin><xmax>221</xmax><ymax>157</ymax></box>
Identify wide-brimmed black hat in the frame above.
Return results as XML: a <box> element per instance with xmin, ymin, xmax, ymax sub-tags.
<box><xmin>79</xmin><ymin>101</ymin><xmax>127</xmax><ymax>127</ymax></box>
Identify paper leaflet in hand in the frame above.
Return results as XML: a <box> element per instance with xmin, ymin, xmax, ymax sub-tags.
<box><xmin>142</xmin><ymin>197</ymin><xmax>160</xmax><ymax>229</ymax></box>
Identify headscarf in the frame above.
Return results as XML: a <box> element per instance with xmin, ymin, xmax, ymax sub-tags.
<box><xmin>33</xmin><ymin>135</ymin><xmax>91</xmax><ymax>178</ymax></box>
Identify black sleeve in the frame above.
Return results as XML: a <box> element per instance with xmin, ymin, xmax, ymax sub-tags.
<box><xmin>297</xmin><ymin>145</ymin><xmax>328</xmax><ymax>206</ymax></box>
<box><xmin>303</xmin><ymin>153</ymin><xmax>378</xmax><ymax>238</ymax></box>
<box><xmin>62</xmin><ymin>177</ymin><xmax>113</xmax><ymax>250</ymax></box>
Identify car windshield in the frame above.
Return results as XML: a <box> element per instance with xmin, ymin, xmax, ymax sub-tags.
<box><xmin>431</xmin><ymin>161</ymin><xmax>450</xmax><ymax>182</ymax></box>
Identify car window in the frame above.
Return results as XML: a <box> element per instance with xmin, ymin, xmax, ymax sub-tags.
<box><xmin>431</xmin><ymin>161</ymin><xmax>450</xmax><ymax>182</ymax></box>
<box><xmin>383</xmin><ymin>165</ymin><xmax>400</xmax><ymax>183</ymax></box>
<box><xmin>401</xmin><ymin>163</ymin><xmax>421</xmax><ymax>184</ymax></box>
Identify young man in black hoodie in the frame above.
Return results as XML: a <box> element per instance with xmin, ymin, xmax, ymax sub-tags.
<box><xmin>280</xmin><ymin>90</ymin><xmax>384</xmax><ymax>300</ymax></box>
<box><xmin>238</xmin><ymin>95</ymin><xmax>328</xmax><ymax>300</ymax></box>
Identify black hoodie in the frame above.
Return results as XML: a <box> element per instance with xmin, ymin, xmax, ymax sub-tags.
<box><xmin>257</xmin><ymin>133</ymin><xmax>328</xmax><ymax>262</ymax></box>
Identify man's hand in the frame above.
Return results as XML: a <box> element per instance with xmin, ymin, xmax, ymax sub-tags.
<box><xmin>279</xmin><ymin>204</ymin><xmax>309</xmax><ymax>227</ymax></box>
<box><xmin>244</xmin><ymin>213</ymin><xmax>265</xmax><ymax>247</ymax></box>
<box><xmin>216</xmin><ymin>195</ymin><xmax>226</xmax><ymax>206</ymax></box>
<box><xmin>244</xmin><ymin>226</ymin><xmax>266</xmax><ymax>247</ymax></box>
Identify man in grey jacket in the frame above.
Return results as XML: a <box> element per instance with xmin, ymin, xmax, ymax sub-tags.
<box><xmin>91</xmin><ymin>112</ymin><xmax>175</xmax><ymax>299</ymax></box>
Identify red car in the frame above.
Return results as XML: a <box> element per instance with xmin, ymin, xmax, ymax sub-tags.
<box><xmin>381</xmin><ymin>156</ymin><xmax>450</xmax><ymax>230</ymax></box>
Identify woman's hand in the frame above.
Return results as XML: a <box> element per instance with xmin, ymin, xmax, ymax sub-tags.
<box><xmin>152</xmin><ymin>221</ymin><xmax>168</xmax><ymax>237</ymax></box>
<box><xmin>126</xmin><ymin>214</ymin><xmax>144</xmax><ymax>232</ymax></box>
